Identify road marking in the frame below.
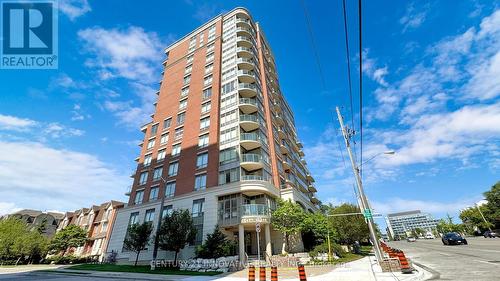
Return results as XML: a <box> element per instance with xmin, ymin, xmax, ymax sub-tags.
<box><xmin>473</xmin><ymin>260</ymin><xmax>500</xmax><ymax>266</ymax></box>
<box><xmin>439</xmin><ymin>252</ymin><xmax>452</xmax><ymax>256</ymax></box>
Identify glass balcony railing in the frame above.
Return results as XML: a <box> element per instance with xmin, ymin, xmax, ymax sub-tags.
<box><xmin>239</xmin><ymin>82</ymin><xmax>257</xmax><ymax>91</ymax></box>
<box><xmin>238</xmin><ymin>69</ymin><xmax>256</xmax><ymax>77</ymax></box>
<box><xmin>239</xmin><ymin>97</ymin><xmax>257</xmax><ymax>106</ymax></box>
<box><xmin>240</xmin><ymin>132</ymin><xmax>260</xmax><ymax>141</ymax></box>
<box><xmin>240</xmin><ymin>114</ymin><xmax>258</xmax><ymax>123</ymax></box>
<box><xmin>241</xmin><ymin>175</ymin><xmax>263</xmax><ymax>181</ymax></box>
<box><xmin>241</xmin><ymin>153</ymin><xmax>261</xmax><ymax>163</ymax></box>
<box><xmin>241</xmin><ymin>204</ymin><xmax>270</xmax><ymax>217</ymax></box>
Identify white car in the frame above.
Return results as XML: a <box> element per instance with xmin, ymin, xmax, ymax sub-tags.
<box><xmin>425</xmin><ymin>233</ymin><xmax>435</xmax><ymax>239</ymax></box>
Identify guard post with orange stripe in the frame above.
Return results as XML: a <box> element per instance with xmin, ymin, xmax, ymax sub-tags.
<box><xmin>298</xmin><ymin>263</ymin><xmax>307</xmax><ymax>281</ymax></box>
<box><xmin>259</xmin><ymin>266</ymin><xmax>266</xmax><ymax>281</ymax></box>
<box><xmin>248</xmin><ymin>265</ymin><xmax>255</xmax><ymax>281</ymax></box>
<box><xmin>271</xmin><ymin>266</ymin><xmax>278</xmax><ymax>281</ymax></box>
<box><xmin>396</xmin><ymin>250</ymin><xmax>413</xmax><ymax>274</ymax></box>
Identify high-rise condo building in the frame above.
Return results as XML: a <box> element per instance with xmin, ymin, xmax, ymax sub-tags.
<box><xmin>106</xmin><ymin>7</ymin><xmax>320</xmax><ymax>264</ymax></box>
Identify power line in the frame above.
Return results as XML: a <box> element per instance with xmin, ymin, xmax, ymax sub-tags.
<box><xmin>358</xmin><ymin>0</ymin><xmax>363</xmax><ymax>179</ymax></box>
<box><xmin>299</xmin><ymin>0</ymin><xmax>327</xmax><ymax>90</ymax></box>
<box><xmin>341</xmin><ymin>0</ymin><xmax>356</xmax><ymax>134</ymax></box>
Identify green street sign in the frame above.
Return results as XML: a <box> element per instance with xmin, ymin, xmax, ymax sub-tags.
<box><xmin>363</xmin><ymin>209</ymin><xmax>373</xmax><ymax>219</ymax></box>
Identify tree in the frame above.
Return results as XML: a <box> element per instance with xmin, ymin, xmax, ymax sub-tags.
<box><xmin>328</xmin><ymin>203</ymin><xmax>369</xmax><ymax>245</ymax></box>
<box><xmin>13</xmin><ymin>231</ymin><xmax>49</xmax><ymax>264</ymax></box>
<box><xmin>271</xmin><ymin>199</ymin><xmax>306</xmax><ymax>253</ymax></box>
<box><xmin>0</xmin><ymin>218</ymin><xmax>29</xmax><ymax>263</ymax></box>
<box><xmin>123</xmin><ymin>222</ymin><xmax>153</xmax><ymax>266</ymax></box>
<box><xmin>49</xmin><ymin>224</ymin><xmax>87</xmax><ymax>255</ymax></box>
<box><xmin>460</xmin><ymin>206</ymin><xmax>492</xmax><ymax>233</ymax></box>
<box><xmin>301</xmin><ymin>212</ymin><xmax>332</xmax><ymax>251</ymax></box>
<box><xmin>157</xmin><ymin>209</ymin><xmax>197</xmax><ymax>265</ymax></box>
<box><xmin>195</xmin><ymin>226</ymin><xmax>237</xmax><ymax>259</ymax></box>
<box><xmin>483</xmin><ymin>181</ymin><xmax>500</xmax><ymax>229</ymax></box>
<box><xmin>436</xmin><ymin>214</ymin><xmax>464</xmax><ymax>234</ymax></box>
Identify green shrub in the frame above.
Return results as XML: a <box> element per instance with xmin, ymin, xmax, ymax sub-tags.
<box><xmin>309</xmin><ymin>242</ymin><xmax>346</xmax><ymax>258</ymax></box>
<box><xmin>195</xmin><ymin>227</ymin><xmax>237</xmax><ymax>259</ymax></box>
<box><xmin>46</xmin><ymin>254</ymin><xmax>89</xmax><ymax>264</ymax></box>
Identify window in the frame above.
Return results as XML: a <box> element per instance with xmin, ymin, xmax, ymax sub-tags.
<box><xmin>199</xmin><ymin>33</ymin><xmax>204</xmax><ymax>46</ymax></box>
<box><xmin>185</xmin><ymin>65</ymin><xmax>192</xmax><ymax>74</ymax></box>
<box><xmin>153</xmin><ymin>167</ymin><xmax>163</xmax><ymax>181</ymax></box>
<box><xmin>188</xmin><ymin>36</ymin><xmax>196</xmax><ymax>52</ymax></box>
<box><xmin>219</xmin><ymin>168</ymin><xmax>239</xmax><ymax>184</ymax></box>
<box><xmin>208</xmin><ymin>25</ymin><xmax>216</xmax><ymax>41</ymax></box>
<box><xmin>200</xmin><ymin>117</ymin><xmax>210</xmax><ymax>131</ymax></box>
<box><xmin>151</xmin><ymin>124</ymin><xmax>158</xmax><ymax>135</ymax></box>
<box><xmin>220</xmin><ymin>127</ymin><xmax>237</xmax><ymax>144</ymax></box>
<box><xmin>196</xmin><ymin>153</ymin><xmax>208</xmax><ymax>169</ymax></box>
<box><xmin>162</xmin><ymin>205</ymin><xmax>173</xmax><ymax>218</ymax></box>
<box><xmin>147</xmin><ymin>138</ymin><xmax>155</xmax><ymax>150</ymax></box>
<box><xmin>171</xmin><ymin>144</ymin><xmax>181</xmax><ymax>157</ymax></box>
<box><xmin>179</xmin><ymin>99</ymin><xmax>188</xmax><ymax>110</ymax></box>
<box><xmin>201</xmin><ymin>101</ymin><xmax>211</xmax><ymax>114</ymax></box>
<box><xmin>139</xmin><ymin>172</ymin><xmax>148</xmax><ymax>185</ymax></box>
<box><xmin>202</xmin><ymin>88</ymin><xmax>212</xmax><ymax>100</ymax></box>
<box><xmin>207</xmin><ymin>43</ymin><xmax>215</xmax><ymax>53</ymax></box>
<box><xmin>204</xmin><ymin>75</ymin><xmax>213</xmax><ymax>86</ymax></box>
<box><xmin>195</xmin><ymin>174</ymin><xmax>207</xmax><ymax>190</ymax></box>
<box><xmin>144</xmin><ymin>209</ymin><xmax>155</xmax><ymax>223</ymax></box>
<box><xmin>149</xmin><ymin>186</ymin><xmax>159</xmax><ymax>200</ymax></box>
<box><xmin>205</xmin><ymin>63</ymin><xmax>213</xmax><ymax>74</ymax></box>
<box><xmin>157</xmin><ymin>149</ymin><xmax>166</xmax><ymax>161</ymax></box>
<box><xmin>177</xmin><ymin>112</ymin><xmax>185</xmax><ymax>125</ymax></box>
<box><xmin>160</xmin><ymin>133</ymin><xmax>169</xmax><ymax>145</ymax></box>
<box><xmin>219</xmin><ymin>147</ymin><xmax>237</xmax><ymax>164</ymax></box>
<box><xmin>134</xmin><ymin>190</ymin><xmax>144</xmax><ymax>205</ymax></box>
<box><xmin>186</xmin><ymin>55</ymin><xmax>194</xmax><ymax>64</ymax></box>
<box><xmin>206</xmin><ymin>53</ymin><xmax>214</xmax><ymax>63</ymax></box>
<box><xmin>165</xmin><ymin>182</ymin><xmax>176</xmax><ymax>198</ymax></box>
<box><xmin>198</xmin><ymin>134</ymin><xmax>209</xmax><ymax>148</ymax></box>
<box><xmin>174</xmin><ymin>127</ymin><xmax>184</xmax><ymax>140</ymax></box>
<box><xmin>181</xmin><ymin>87</ymin><xmax>189</xmax><ymax>97</ymax></box>
<box><xmin>144</xmin><ymin>154</ymin><xmax>152</xmax><ymax>167</ymax></box>
<box><xmin>192</xmin><ymin>199</ymin><xmax>205</xmax><ymax>217</ymax></box>
<box><xmin>183</xmin><ymin>75</ymin><xmax>191</xmax><ymax>85</ymax></box>
<box><xmin>164</xmin><ymin>118</ymin><xmax>172</xmax><ymax>129</ymax></box>
<box><xmin>221</xmin><ymin>81</ymin><xmax>236</xmax><ymax>94</ymax></box>
<box><xmin>168</xmin><ymin>162</ymin><xmax>179</xmax><ymax>176</ymax></box>
<box><xmin>128</xmin><ymin>212</ymin><xmax>139</xmax><ymax>226</ymax></box>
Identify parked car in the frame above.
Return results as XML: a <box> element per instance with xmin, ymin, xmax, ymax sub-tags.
<box><xmin>442</xmin><ymin>232</ymin><xmax>468</xmax><ymax>245</ymax></box>
<box><xmin>425</xmin><ymin>233</ymin><xmax>435</xmax><ymax>239</ymax></box>
<box><xmin>407</xmin><ymin>237</ymin><xmax>416</xmax><ymax>242</ymax></box>
<box><xmin>483</xmin><ymin>230</ymin><xmax>497</xmax><ymax>238</ymax></box>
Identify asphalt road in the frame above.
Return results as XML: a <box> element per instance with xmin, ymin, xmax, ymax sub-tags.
<box><xmin>389</xmin><ymin>236</ymin><xmax>500</xmax><ymax>280</ymax></box>
<box><xmin>0</xmin><ymin>271</ymin><xmax>144</xmax><ymax>281</ymax></box>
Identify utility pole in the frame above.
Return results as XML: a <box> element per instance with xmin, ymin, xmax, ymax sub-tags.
<box><xmin>476</xmin><ymin>203</ymin><xmax>492</xmax><ymax>232</ymax></box>
<box><xmin>336</xmin><ymin>106</ymin><xmax>384</xmax><ymax>263</ymax></box>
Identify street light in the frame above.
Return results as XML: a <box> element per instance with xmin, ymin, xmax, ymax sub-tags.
<box><xmin>360</xmin><ymin>150</ymin><xmax>396</xmax><ymax>168</ymax></box>
<box><xmin>151</xmin><ymin>176</ymin><xmax>168</xmax><ymax>267</ymax></box>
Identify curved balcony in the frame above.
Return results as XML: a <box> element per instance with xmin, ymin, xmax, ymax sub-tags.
<box><xmin>240</xmin><ymin>153</ymin><xmax>263</xmax><ymax>171</ymax></box>
<box><xmin>240</xmin><ymin>132</ymin><xmax>262</xmax><ymax>150</ymax></box>
<box><xmin>237</xmin><ymin>36</ymin><xmax>254</xmax><ymax>48</ymax></box>
<box><xmin>282</xmin><ymin>158</ymin><xmax>292</xmax><ymax>171</ymax></box>
<box><xmin>239</xmin><ymin>98</ymin><xmax>258</xmax><ymax>114</ymax></box>
<box><xmin>273</xmin><ymin>101</ymin><xmax>281</xmax><ymax>112</ymax></box>
<box><xmin>236</xmin><ymin>17</ymin><xmax>251</xmax><ymax>28</ymax></box>
<box><xmin>236</xmin><ymin>26</ymin><xmax>254</xmax><ymax>38</ymax></box>
<box><xmin>308</xmin><ymin>184</ymin><xmax>317</xmax><ymax>193</ymax></box>
<box><xmin>275</xmin><ymin>114</ymin><xmax>284</xmax><ymax>125</ymax></box>
<box><xmin>306</xmin><ymin>173</ymin><xmax>315</xmax><ymax>182</ymax></box>
<box><xmin>241</xmin><ymin>175</ymin><xmax>264</xmax><ymax>181</ymax></box>
<box><xmin>277</xmin><ymin>127</ymin><xmax>286</xmax><ymax>139</ymax></box>
<box><xmin>280</xmin><ymin>141</ymin><xmax>290</xmax><ymax>155</ymax></box>
<box><xmin>311</xmin><ymin>196</ymin><xmax>320</xmax><ymax>205</ymax></box>
<box><xmin>240</xmin><ymin>114</ymin><xmax>259</xmax><ymax>131</ymax></box>
<box><xmin>299</xmin><ymin>184</ymin><xmax>309</xmax><ymax>194</ymax></box>
<box><xmin>236</xmin><ymin>46</ymin><xmax>254</xmax><ymax>59</ymax></box>
<box><xmin>236</xmin><ymin>57</ymin><xmax>255</xmax><ymax>71</ymax></box>
<box><xmin>238</xmin><ymin>70</ymin><xmax>257</xmax><ymax>84</ymax></box>
<box><xmin>240</xmin><ymin>204</ymin><xmax>270</xmax><ymax>224</ymax></box>
<box><xmin>238</xmin><ymin>82</ymin><xmax>258</xmax><ymax>98</ymax></box>
<box><xmin>299</xmin><ymin>149</ymin><xmax>305</xmax><ymax>157</ymax></box>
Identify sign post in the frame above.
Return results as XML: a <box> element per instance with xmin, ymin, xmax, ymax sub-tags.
<box><xmin>256</xmin><ymin>222</ymin><xmax>261</xmax><ymax>265</ymax></box>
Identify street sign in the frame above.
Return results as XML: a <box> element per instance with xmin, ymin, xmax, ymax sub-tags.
<box><xmin>363</xmin><ymin>209</ymin><xmax>373</xmax><ymax>219</ymax></box>
<box><xmin>256</xmin><ymin>222</ymin><xmax>261</xmax><ymax>233</ymax></box>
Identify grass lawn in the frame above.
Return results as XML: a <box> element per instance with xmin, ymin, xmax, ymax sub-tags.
<box><xmin>67</xmin><ymin>263</ymin><xmax>221</xmax><ymax>276</ymax></box>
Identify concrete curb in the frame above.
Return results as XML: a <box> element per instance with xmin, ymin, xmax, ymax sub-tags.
<box><xmin>412</xmin><ymin>262</ymin><xmax>440</xmax><ymax>280</ymax></box>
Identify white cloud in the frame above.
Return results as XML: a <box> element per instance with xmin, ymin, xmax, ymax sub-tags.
<box><xmin>43</xmin><ymin>123</ymin><xmax>85</xmax><ymax>138</ymax></box>
<box><xmin>59</xmin><ymin>0</ymin><xmax>91</xmax><ymax>21</ymax></box>
<box><xmin>372</xmin><ymin>197</ymin><xmax>482</xmax><ymax>216</ymax></box>
<box><xmin>0</xmin><ymin>114</ymin><xmax>37</xmax><ymax>131</ymax></box>
<box><xmin>400</xmin><ymin>3</ymin><xmax>428</xmax><ymax>33</ymax></box>
<box><xmin>78</xmin><ymin>26</ymin><xmax>165</xmax><ymax>83</ymax></box>
<box><xmin>0</xmin><ymin>202</ymin><xmax>21</xmax><ymax>216</ymax></box>
<box><xmin>0</xmin><ymin>141</ymin><xmax>129</xmax><ymax>212</ymax></box>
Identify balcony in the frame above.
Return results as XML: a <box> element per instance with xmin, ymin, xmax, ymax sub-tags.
<box><xmin>236</xmin><ymin>57</ymin><xmax>255</xmax><ymax>71</ymax></box>
<box><xmin>239</xmin><ymin>98</ymin><xmax>258</xmax><ymax>114</ymax></box>
<box><xmin>240</xmin><ymin>204</ymin><xmax>271</xmax><ymax>224</ymax></box>
<box><xmin>240</xmin><ymin>153</ymin><xmax>263</xmax><ymax>171</ymax></box>
<box><xmin>236</xmin><ymin>17</ymin><xmax>251</xmax><ymax>28</ymax></box>
<box><xmin>308</xmin><ymin>184</ymin><xmax>317</xmax><ymax>193</ymax></box>
<box><xmin>280</xmin><ymin>141</ymin><xmax>290</xmax><ymax>155</ymax></box>
<box><xmin>236</xmin><ymin>46</ymin><xmax>254</xmax><ymax>59</ymax></box>
<box><xmin>125</xmin><ymin>185</ymin><xmax>132</xmax><ymax>196</ymax></box>
<box><xmin>237</xmin><ymin>36</ymin><xmax>254</xmax><ymax>48</ymax></box>
<box><xmin>277</xmin><ymin>127</ymin><xmax>286</xmax><ymax>139</ymax></box>
<box><xmin>238</xmin><ymin>83</ymin><xmax>258</xmax><ymax>98</ymax></box>
<box><xmin>282</xmin><ymin>157</ymin><xmax>292</xmax><ymax>171</ymax></box>
<box><xmin>240</xmin><ymin>114</ymin><xmax>259</xmax><ymax>131</ymax></box>
<box><xmin>310</xmin><ymin>196</ymin><xmax>320</xmax><ymax>205</ymax></box>
<box><xmin>275</xmin><ymin>114</ymin><xmax>284</xmax><ymax>125</ymax></box>
<box><xmin>306</xmin><ymin>173</ymin><xmax>315</xmax><ymax>182</ymax></box>
<box><xmin>240</xmin><ymin>132</ymin><xmax>262</xmax><ymax>150</ymax></box>
<box><xmin>238</xmin><ymin>70</ymin><xmax>257</xmax><ymax>84</ymax></box>
<box><xmin>236</xmin><ymin>26</ymin><xmax>254</xmax><ymax>37</ymax></box>
<box><xmin>241</xmin><ymin>175</ymin><xmax>264</xmax><ymax>181</ymax></box>
<box><xmin>299</xmin><ymin>149</ymin><xmax>305</xmax><ymax>157</ymax></box>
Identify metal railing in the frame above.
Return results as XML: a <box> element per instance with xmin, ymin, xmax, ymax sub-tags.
<box><xmin>241</xmin><ymin>153</ymin><xmax>262</xmax><ymax>163</ymax></box>
<box><xmin>239</xmin><ymin>82</ymin><xmax>257</xmax><ymax>91</ymax></box>
<box><xmin>240</xmin><ymin>132</ymin><xmax>260</xmax><ymax>141</ymax></box>
<box><xmin>240</xmin><ymin>114</ymin><xmax>258</xmax><ymax>123</ymax></box>
<box><xmin>241</xmin><ymin>175</ymin><xmax>264</xmax><ymax>181</ymax></box>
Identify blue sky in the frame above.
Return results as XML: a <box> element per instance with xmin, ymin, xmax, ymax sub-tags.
<box><xmin>0</xmin><ymin>0</ymin><xmax>499</xmax><ymax>227</ymax></box>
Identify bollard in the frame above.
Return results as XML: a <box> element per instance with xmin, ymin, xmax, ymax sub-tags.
<box><xmin>248</xmin><ymin>265</ymin><xmax>255</xmax><ymax>281</ymax></box>
<box><xmin>259</xmin><ymin>266</ymin><xmax>266</xmax><ymax>281</ymax></box>
<box><xmin>298</xmin><ymin>264</ymin><xmax>307</xmax><ymax>281</ymax></box>
<box><xmin>396</xmin><ymin>251</ymin><xmax>413</xmax><ymax>274</ymax></box>
<box><xmin>271</xmin><ymin>266</ymin><xmax>278</xmax><ymax>281</ymax></box>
